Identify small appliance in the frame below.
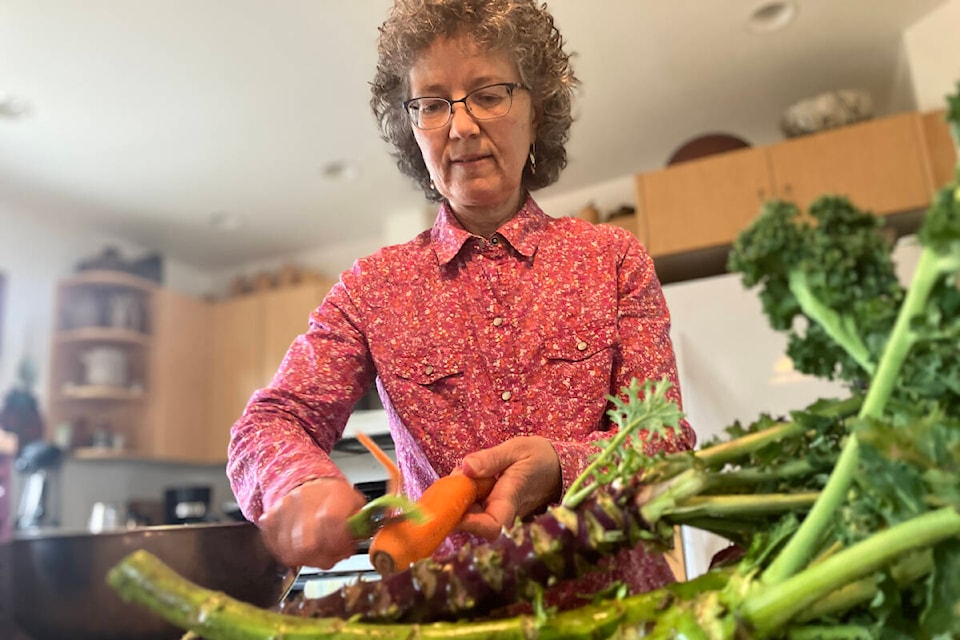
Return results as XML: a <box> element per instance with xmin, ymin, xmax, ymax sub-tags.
<box><xmin>15</xmin><ymin>441</ymin><xmax>63</xmax><ymax>530</ymax></box>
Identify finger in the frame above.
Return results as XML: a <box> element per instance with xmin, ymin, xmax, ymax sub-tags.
<box><xmin>457</xmin><ymin>511</ymin><xmax>503</xmax><ymax>540</ymax></box>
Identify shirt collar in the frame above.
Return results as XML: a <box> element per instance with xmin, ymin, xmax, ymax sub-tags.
<box><xmin>431</xmin><ymin>194</ymin><xmax>548</xmax><ymax>265</ymax></box>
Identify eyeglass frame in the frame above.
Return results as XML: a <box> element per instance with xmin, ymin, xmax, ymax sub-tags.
<box><xmin>402</xmin><ymin>82</ymin><xmax>529</xmax><ymax>130</ymax></box>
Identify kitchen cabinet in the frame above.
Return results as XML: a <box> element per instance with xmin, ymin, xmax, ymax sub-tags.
<box><xmin>633</xmin><ymin>110</ymin><xmax>943</xmax><ymax>261</ymax></box>
<box><xmin>635</xmin><ymin>146</ymin><xmax>773</xmax><ymax>256</ymax></box>
<box><xmin>47</xmin><ymin>270</ymin><xmax>156</xmax><ymax>455</ymax></box>
<box><xmin>921</xmin><ymin>109</ymin><xmax>958</xmax><ymax>190</ymax></box>
<box><xmin>144</xmin><ymin>289</ymin><xmax>214</xmax><ymax>463</ymax></box>
<box><xmin>207</xmin><ymin>280</ymin><xmax>335</xmax><ymax>462</ymax></box>
<box><xmin>766</xmin><ymin>111</ymin><xmax>932</xmax><ymax>215</ymax></box>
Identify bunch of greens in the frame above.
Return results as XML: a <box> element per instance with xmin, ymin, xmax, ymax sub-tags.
<box><xmin>105</xmin><ymin>85</ymin><xmax>960</xmax><ymax>639</ymax></box>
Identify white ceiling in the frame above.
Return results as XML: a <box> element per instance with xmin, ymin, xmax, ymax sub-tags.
<box><xmin>0</xmin><ymin>1</ymin><xmax>948</xmax><ymax>270</ymax></box>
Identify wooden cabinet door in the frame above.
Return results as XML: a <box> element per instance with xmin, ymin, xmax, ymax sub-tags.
<box><xmin>921</xmin><ymin>109</ymin><xmax>958</xmax><ymax>191</ymax></box>
<box><xmin>636</xmin><ymin>146</ymin><xmax>774</xmax><ymax>256</ymax></box>
<box><xmin>209</xmin><ymin>294</ymin><xmax>264</xmax><ymax>462</ymax></box>
<box><xmin>147</xmin><ymin>289</ymin><xmax>214</xmax><ymax>462</ymax></box>
<box><xmin>767</xmin><ymin>112</ymin><xmax>933</xmax><ymax>215</ymax></box>
<box><xmin>260</xmin><ymin>281</ymin><xmax>332</xmax><ymax>387</ymax></box>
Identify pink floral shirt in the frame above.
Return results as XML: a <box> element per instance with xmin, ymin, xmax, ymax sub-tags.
<box><xmin>228</xmin><ymin>195</ymin><xmax>695</xmax><ymax>594</ymax></box>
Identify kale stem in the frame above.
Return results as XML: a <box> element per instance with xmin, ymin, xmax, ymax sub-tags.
<box><xmin>765</xmin><ymin>246</ymin><xmax>949</xmax><ymax>585</ymax></box>
<box><xmin>786</xmin><ymin>626</ymin><xmax>873</xmax><ymax>640</ymax></box>
<box><xmin>761</xmin><ymin>436</ymin><xmax>857</xmax><ymax>585</ymax></box>
<box><xmin>789</xmin><ymin>270</ymin><xmax>875</xmax><ymax>375</ymax></box>
<box><xmin>694</xmin><ymin>421</ymin><xmax>800</xmax><ymax>468</ymax></box>
<box><xmin>796</xmin><ymin>550</ymin><xmax>932</xmax><ymax>623</ymax></box>
<box><xmin>667</xmin><ymin>493</ymin><xmax>818</xmax><ymax>520</ymax></box>
<box><xmin>859</xmin><ymin>248</ymin><xmax>942</xmax><ymax>419</ymax></box>
<box><xmin>743</xmin><ymin>507</ymin><xmax>960</xmax><ymax>635</ymax></box>
<box><xmin>702</xmin><ymin>460</ymin><xmax>814</xmax><ymax>490</ymax></box>
<box><xmin>638</xmin><ymin>468</ymin><xmax>710</xmax><ymax>524</ymax></box>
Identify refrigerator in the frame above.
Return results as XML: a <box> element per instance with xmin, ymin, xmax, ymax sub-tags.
<box><xmin>660</xmin><ymin>235</ymin><xmax>923</xmax><ymax>579</ymax></box>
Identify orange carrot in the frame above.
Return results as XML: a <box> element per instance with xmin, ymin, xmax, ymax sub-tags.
<box><xmin>369</xmin><ymin>473</ymin><xmax>495</xmax><ymax>575</ymax></box>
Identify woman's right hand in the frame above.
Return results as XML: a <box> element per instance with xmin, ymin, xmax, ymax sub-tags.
<box><xmin>258</xmin><ymin>477</ymin><xmax>367</xmax><ymax>570</ymax></box>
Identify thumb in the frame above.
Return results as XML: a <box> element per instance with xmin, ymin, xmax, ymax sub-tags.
<box><xmin>462</xmin><ymin>443</ymin><xmax>510</xmax><ymax>479</ymax></box>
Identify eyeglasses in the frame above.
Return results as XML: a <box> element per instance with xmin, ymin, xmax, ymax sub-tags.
<box><xmin>403</xmin><ymin>82</ymin><xmax>527</xmax><ymax>130</ymax></box>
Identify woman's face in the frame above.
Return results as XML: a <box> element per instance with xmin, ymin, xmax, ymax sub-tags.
<box><xmin>408</xmin><ymin>35</ymin><xmax>538</xmax><ymax>217</ymax></box>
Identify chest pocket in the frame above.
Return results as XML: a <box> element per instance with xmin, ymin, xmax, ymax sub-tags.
<box><xmin>381</xmin><ymin>347</ymin><xmax>466</xmax><ymax>421</ymax></box>
<box><xmin>539</xmin><ymin>323</ymin><xmax>618</xmax><ymax>404</ymax></box>
<box><xmin>541</xmin><ymin>324</ymin><xmax>617</xmax><ymax>362</ymax></box>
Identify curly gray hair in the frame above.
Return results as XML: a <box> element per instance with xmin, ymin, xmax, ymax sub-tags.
<box><xmin>371</xmin><ymin>0</ymin><xmax>579</xmax><ymax>202</ymax></box>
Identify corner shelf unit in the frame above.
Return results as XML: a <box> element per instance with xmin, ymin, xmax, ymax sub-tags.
<box><xmin>47</xmin><ymin>270</ymin><xmax>157</xmax><ymax>455</ymax></box>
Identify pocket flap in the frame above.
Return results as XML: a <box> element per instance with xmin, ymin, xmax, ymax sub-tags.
<box><xmin>542</xmin><ymin>324</ymin><xmax>617</xmax><ymax>361</ymax></box>
<box><xmin>391</xmin><ymin>349</ymin><xmax>464</xmax><ymax>385</ymax></box>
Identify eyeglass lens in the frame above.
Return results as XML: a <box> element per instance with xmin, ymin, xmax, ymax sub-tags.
<box><xmin>407</xmin><ymin>83</ymin><xmax>516</xmax><ymax>129</ymax></box>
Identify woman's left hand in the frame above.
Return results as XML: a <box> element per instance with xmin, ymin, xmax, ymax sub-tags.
<box><xmin>457</xmin><ymin>436</ymin><xmax>561</xmax><ymax>540</ymax></box>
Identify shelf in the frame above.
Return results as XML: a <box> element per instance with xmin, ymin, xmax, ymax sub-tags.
<box><xmin>55</xmin><ymin>327</ymin><xmax>152</xmax><ymax>346</ymax></box>
<box><xmin>59</xmin><ymin>269</ymin><xmax>158</xmax><ymax>292</ymax></box>
<box><xmin>70</xmin><ymin>446</ymin><xmax>132</xmax><ymax>460</ymax></box>
<box><xmin>57</xmin><ymin>385</ymin><xmax>146</xmax><ymax>402</ymax></box>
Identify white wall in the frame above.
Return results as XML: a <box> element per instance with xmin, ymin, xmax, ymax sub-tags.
<box><xmin>904</xmin><ymin>0</ymin><xmax>960</xmax><ymax>111</ymax></box>
<box><xmin>0</xmin><ymin>207</ymin><xmax>104</xmax><ymax>402</ymax></box>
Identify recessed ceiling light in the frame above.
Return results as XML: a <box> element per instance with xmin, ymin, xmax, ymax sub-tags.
<box><xmin>320</xmin><ymin>160</ymin><xmax>360</xmax><ymax>182</ymax></box>
<box><xmin>209</xmin><ymin>211</ymin><xmax>241</xmax><ymax>231</ymax></box>
<box><xmin>746</xmin><ymin>0</ymin><xmax>798</xmax><ymax>33</ymax></box>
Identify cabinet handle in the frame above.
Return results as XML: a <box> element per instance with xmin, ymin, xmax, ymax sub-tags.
<box><xmin>782</xmin><ymin>183</ymin><xmax>794</xmax><ymax>198</ymax></box>
<box><xmin>757</xmin><ymin>188</ymin><xmax>766</xmax><ymax>203</ymax></box>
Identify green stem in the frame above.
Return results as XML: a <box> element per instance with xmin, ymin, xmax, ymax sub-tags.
<box><xmin>107</xmin><ymin>549</ymin><xmax>728</xmax><ymax>640</ymax></box>
<box><xmin>638</xmin><ymin>468</ymin><xmax>709</xmax><ymax>524</ymax></box>
<box><xmin>796</xmin><ymin>550</ymin><xmax>932</xmax><ymax>623</ymax></box>
<box><xmin>667</xmin><ymin>493</ymin><xmax>819</xmax><ymax>520</ymax></box>
<box><xmin>766</xmin><ymin>246</ymin><xmax>952</xmax><ymax>585</ymax></box>
<box><xmin>664</xmin><ymin>516</ymin><xmax>763</xmax><ymax>543</ymax></box>
<box><xmin>743</xmin><ymin>507</ymin><xmax>960</xmax><ymax>635</ymax></box>
<box><xmin>787</xmin><ymin>626</ymin><xmax>873</xmax><ymax>640</ymax></box>
<box><xmin>565</xmin><ymin>387</ymin><xmax>678</xmax><ymax>508</ymax></box>
<box><xmin>702</xmin><ymin>460</ymin><xmax>815</xmax><ymax>491</ymax></box>
<box><xmin>694</xmin><ymin>421</ymin><xmax>801</xmax><ymax>468</ymax></box>
<box><xmin>761</xmin><ymin>436</ymin><xmax>856</xmax><ymax>586</ymax></box>
<box><xmin>789</xmin><ymin>270</ymin><xmax>875</xmax><ymax>375</ymax></box>
<box><xmin>859</xmin><ymin>248</ymin><xmax>944</xmax><ymax>419</ymax></box>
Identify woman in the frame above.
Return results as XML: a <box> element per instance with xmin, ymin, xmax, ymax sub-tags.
<box><xmin>228</xmin><ymin>0</ymin><xmax>695</xmax><ymax>600</ymax></box>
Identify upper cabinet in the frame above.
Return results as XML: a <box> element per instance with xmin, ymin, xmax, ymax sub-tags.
<box><xmin>144</xmin><ymin>289</ymin><xmax>213</xmax><ymax>463</ymax></box>
<box><xmin>636</xmin><ymin>147</ymin><xmax>773</xmax><ymax>256</ymax></box>
<box><xmin>920</xmin><ymin>109</ymin><xmax>958</xmax><ymax>191</ymax></box>
<box><xmin>633</xmin><ymin>110</ymin><xmax>949</xmax><ymax>262</ymax></box>
<box><xmin>765</xmin><ymin>112</ymin><xmax>932</xmax><ymax>215</ymax></box>
<box><xmin>206</xmin><ymin>279</ymin><xmax>336</xmax><ymax>464</ymax></box>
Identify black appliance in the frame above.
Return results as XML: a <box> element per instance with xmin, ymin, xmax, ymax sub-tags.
<box><xmin>163</xmin><ymin>486</ymin><xmax>212</xmax><ymax>524</ymax></box>
<box><xmin>15</xmin><ymin>442</ymin><xmax>63</xmax><ymax>530</ymax></box>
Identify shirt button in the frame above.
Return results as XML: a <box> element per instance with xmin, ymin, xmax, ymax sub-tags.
<box><xmin>424</xmin><ymin>365</ymin><xmax>434</xmax><ymax>375</ymax></box>
<box><xmin>490</xmin><ymin>236</ymin><xmax>500</xmax><ymax>245</ymax></box>
<box><xmin>501</xmin><ymin>390</ymin><xmax>512</xmax><ymax>401</ymax></box>
<box><xmin>577</xmin><ymin>341</ymin><xmax>588</xmax><ymax>351</ymax></box>
<box><xmin>492</xmin><ymin>317</ymin><xmax>504</xmax><ymax>327</ymax></box>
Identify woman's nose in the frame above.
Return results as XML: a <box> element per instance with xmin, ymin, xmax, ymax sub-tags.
<box><xmin>449</xmin><ymin>103</ymin><xmax>480</xmax><ymax>138</ymax></box>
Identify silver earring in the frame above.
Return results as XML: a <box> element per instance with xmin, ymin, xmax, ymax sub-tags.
<box><xmin>528</xmin><ymin>147</ymin><xmax>537</xmax><ymax>175</ymax></box>
<box><xmin>429</xmin><ymin>178</ymin><xmax>436</xmax><ymax>190</ymax></box>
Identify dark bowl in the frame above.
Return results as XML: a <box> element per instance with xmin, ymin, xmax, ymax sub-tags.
<box><xmin>8</xmin><ymin>521</ymin><xmax>293</xmax><ymax>640</ymax></box>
